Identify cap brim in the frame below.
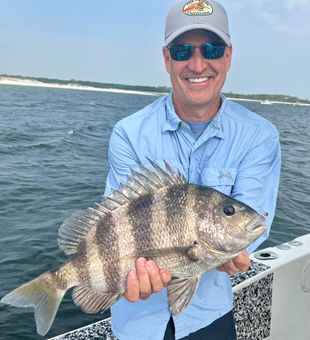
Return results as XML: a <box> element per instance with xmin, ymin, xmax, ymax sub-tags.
<box><xmin>164</xmin><ymin>24</ymin><xmax>231</xmax><ymax>47</ymax></box>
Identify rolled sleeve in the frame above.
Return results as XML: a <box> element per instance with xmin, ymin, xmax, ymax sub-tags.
<box><xmin>104</xmin><ymin>125</ymin><xmax>139</xmax><ymax>196</ymax></box>
<box><xmin>231</xmin><ymin>133</ymin><xmax>281</xmax><ymax>254</ymax></box>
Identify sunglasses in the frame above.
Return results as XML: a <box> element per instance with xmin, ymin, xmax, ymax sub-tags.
<box><xmin>168</xmin><ymin>43</ymin><xmax>226</xmax><ymax>61</ymax></box>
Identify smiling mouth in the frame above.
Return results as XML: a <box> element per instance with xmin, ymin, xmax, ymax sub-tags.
<box><xmin>188</xmin><ymin>77</ymin><xmax>209</xmax><ymax>83</ymax></box>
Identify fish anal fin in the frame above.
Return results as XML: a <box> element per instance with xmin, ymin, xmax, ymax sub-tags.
<box><xmin>167</xmin><ymin>276</ymin><xmax>200</xmax><ymax>315</ymax></box>
<box><xmin>72</xmin><ymin>286</ymin><xmax>121</xmax><ymax>314</ymax></box>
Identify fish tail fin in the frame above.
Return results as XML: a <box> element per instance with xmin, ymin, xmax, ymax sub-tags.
<box><xmin>1</xmin><ymin>273</ymin><xmax>67</xmax><ymax>336</ymax></box>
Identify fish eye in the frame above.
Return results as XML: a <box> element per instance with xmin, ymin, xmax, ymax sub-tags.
<box><xmin>223</xmin><ymin>205</ymin><xmax>235</xmax><ymax>216</ymax></box>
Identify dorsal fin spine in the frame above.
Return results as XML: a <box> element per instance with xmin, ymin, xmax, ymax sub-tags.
<box><xmin>138</xmin><ymin>163</ymin><xmax>165</xmax><ymax>188</ymax></box>
<box><xmin>126</xmin><ymin>175</ymin><xmax>148</xmax><ymax>195</ymax></box>
<box><xmin>145</xmin><ymin>158</ymin><xmax>175</xmax><ymax>185</ymax></box>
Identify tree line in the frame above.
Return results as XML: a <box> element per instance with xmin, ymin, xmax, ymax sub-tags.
<box><xmin>1</xmin><ymin>74</ymin><xmax>309</xmax><ymax>104</ymax></box>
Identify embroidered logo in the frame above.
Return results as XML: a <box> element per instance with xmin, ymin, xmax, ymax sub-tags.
<box><xmin>183</xmin><ymin>0</ymin><xmax>213</xmax><ymax>16</ymax></box>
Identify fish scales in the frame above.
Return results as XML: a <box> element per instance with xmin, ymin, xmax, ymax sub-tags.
<box><xmin>165</xmin><ymin>185</ymin><xmax>192</xmax><ymax>246</ymax></box>
<box><xmin>95</xmin><ymin>214</ymin><xmax>120</xmax><ymax>292</ymax></box>
<box><xmin>97</xmin><ymin>186</ymin><xmax>194</xmax><ymax>257</ymax></box>
<box><xmin>1</xmin><ymin>159</ymin><xmax>267</xmax><ymax>336</ymax></box>
<box><xmin>72</xmin><ymin>239</ymin><xmax>92</xmax><ymax>286</ymax></box>
<box><xmin>126</xmin><ymin>186</ymin><xmax>191</xmax><ymax>249</ymax></box>
<box><xmin>128</xmin><ymin>192</ymin><xmax>156</xmax><ymax>254</ymax></box>
<box><xmin>85</xmin><ymin>185</ymin><xmax>197</xmax><ymax>289</ymax></box>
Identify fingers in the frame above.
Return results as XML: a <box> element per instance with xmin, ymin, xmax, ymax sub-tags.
<box><xmin>124</xmin><ymin>258</ymin><xmax>171</xmax><ymax>303</ymax></box>
<box><xmin>146</xmin><ymin>260</ymin><xmax>165</xmax><ymax>294</ymax></box>
<box><xmin>136</xmin><ymin>258</ymin><xmax>153</xmax><ymax>299</ymax></box>
<box><xmin>124</xmin><ymin>271</ymin><xmax>140</xmax><ymax>302</ymax></box>
<box><xmin>159</xmin><ymin>268</ymin><xmax>172</xmax><ymax>287</ymax></box>
<box><xmin>217</xmin><ymin>261</ymin><xmax>239</xmax><ymax>276</ymax></box>
<box><xmin>233</xmin><ymin>250</ymin><xmax>250</xmax><ymax>272</ymax></box>
<box><xmin>217</xmin><ymin>250</ymin><xmax>250</xmax><ymax>276</ymax></box>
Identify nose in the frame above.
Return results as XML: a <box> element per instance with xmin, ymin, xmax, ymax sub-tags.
<box><xmin>188</xmin><ymin>47</ymin><xmax>206</xmax><ymax>73</ymax></box>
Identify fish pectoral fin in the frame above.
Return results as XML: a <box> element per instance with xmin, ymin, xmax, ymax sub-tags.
<box><xmin>186</xmin><ymin>241</ymin><xmax>204</xmax><ymax>262</ymax></box>
<box><xmin>72</xmin><ymin>286</ymin><xmax>121</xmax><ymax>314</ymax></box>
<box><xmin>167</xmin><ymin>276</ymin><xmax>200</xmax><ymax>315</ymax></box>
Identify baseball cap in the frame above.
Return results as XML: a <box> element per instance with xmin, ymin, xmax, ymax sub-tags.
<box><xmin>164</xmin><ymin>0</ymin><xmax>231</xmax><ymax>47</ymax></box>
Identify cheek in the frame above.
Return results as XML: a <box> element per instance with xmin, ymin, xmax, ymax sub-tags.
<box><xmin>169</xmin><ymin>64</ymin><xmax>185</xmax><ymax>85</ymax></box>
<box><xmin>163</xmin><ymin>49</ymin><xmax>171</xmax><ymax>74</ymax></box>
<box><xmin>165</xmin><ymin>60</ymin><xmax>171</xmax><ymax>74</ymax></box>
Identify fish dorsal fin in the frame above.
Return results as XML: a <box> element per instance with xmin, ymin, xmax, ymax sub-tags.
<box><xmin>58</xmin><ymin>159</ymin><xmax>186</xmax><ymax>255</ymax></box>
<box><xmin>72</xmin><ymin>286</ymin><xmax>121</xmax><ymax>314</ymax></box>
<box><xmin>167</xmin><ymin>276</ymin><xmax>200</xmax><ymax>315</ymax></box>
<box><xmin>145</xmin><ymin>157</ymin><xmax>186</xmax><ymax>186</ymax></box>
<box><xmin>58</xmin><ymin>209</ymin><xmax>101</xmax><ymax>255</ymax></box>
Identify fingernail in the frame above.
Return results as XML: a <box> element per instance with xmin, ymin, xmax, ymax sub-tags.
<box><xmin>160</xmin><ymin>269</ymin><xmax>168</xmax><ymax>276</ymax></box>
<box><xmin>137</xmin><ymin>258</ymin><xmax>146</xmax><ymax>266</ymax></box>
<box><xmin>146</xmin><ymin>261</ymin><xmax>156</xmax><ymax>270</ymax></box>
<box><xmin>130</xmin><ymin>271</ymin><xmax>137</xmax><ymax>280</ymax></box>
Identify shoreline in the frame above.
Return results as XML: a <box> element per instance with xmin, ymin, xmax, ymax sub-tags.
<box><xmin>0</xmin><ymin>78</ymin><xmax>164</xmax><ymax>97</ymax></box>
<box><xmin>0</xmin><ymin>78</ymin><xmax>309</xmax><ymax>106</ymax></box>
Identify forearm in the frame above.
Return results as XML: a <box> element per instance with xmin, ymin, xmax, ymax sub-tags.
<box><xmin>231</xmin><ymin>134</ymin><xmax>281</xmax><ymax>254</ymax></box>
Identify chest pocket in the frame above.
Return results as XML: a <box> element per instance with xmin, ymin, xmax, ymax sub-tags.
<box><xmin>201</xmin><ymin>167</ymin><xmax>237</xmax><ymax>195</ymax></box>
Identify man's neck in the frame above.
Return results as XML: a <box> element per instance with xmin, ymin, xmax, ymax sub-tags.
<box><xmin>173</xmin><ymin>96</ymin><xmax>222</xmax><ymax>122</ymax></box>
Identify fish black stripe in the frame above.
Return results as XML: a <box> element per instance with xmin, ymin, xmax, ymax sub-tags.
<box><xmin>166</xmin><ymin>184</ymin><xmax>190</xmax><ymax>246</ymax></box>
<box><xmin>127</xmin><ymin>193</ymin><xmax>155</xmax><ymax>257</ymax></box>
<box><xmin>71</xmin><ymin>239</ymin><xmax>91</xmax><ymax>285</ymax></box>
<box><xmin>95</xmin><ymin>213</ymin><xmax>120</xmax><ymax>292</ymax></box>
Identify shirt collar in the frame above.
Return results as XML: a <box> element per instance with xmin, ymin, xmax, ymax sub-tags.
<box><xmin>163</xmin><ymin>92</ymin><xmax>227</xmax><ymax>139</ymax></box>
<box><xmin>209</xmin><ymin>94</ymin><xmax>226</xmax><ymax>139</ymax></box>
<box><xmin>163</xmin><ymin>92</ymin><xmax>182</xmax><ymax>132</ymax></box>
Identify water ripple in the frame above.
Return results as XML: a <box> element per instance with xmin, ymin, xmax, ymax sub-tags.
<box><xmin>0</xmin><ymin>86</ymin><xmax>309</xmax><ymax>338</ymax></box>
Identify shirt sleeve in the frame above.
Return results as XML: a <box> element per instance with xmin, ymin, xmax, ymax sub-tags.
<box><xmin>104</xmin><ymin>125</ymin><xmax>139</xmax><ymax>196</ymax></box>
<box><xmin>231</xmin><ymin>133</ymin><xmax>281</xmax><ymax>254</ymax></box>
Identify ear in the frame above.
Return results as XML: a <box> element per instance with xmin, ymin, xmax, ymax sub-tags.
<box><xmin>225</xmin><ymin>45</ymin><xmax>233</xmax><ymax>72</ymax></box>
<box><xmin>163</xmin><ymin>47</ymin><xmax>171</xmax><ymax>74</ymax></box>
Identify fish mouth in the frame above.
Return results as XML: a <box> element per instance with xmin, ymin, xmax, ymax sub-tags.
<box><xmin>246</xmin><ymin>215</ymin><xmax>267</xmax><ymax>235</ymax></box>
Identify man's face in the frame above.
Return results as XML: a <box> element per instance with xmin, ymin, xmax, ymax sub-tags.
<box><xmin>163</xmin><ymin>29</ymin><xmax>232</xmax><ymax>119</ymax></box>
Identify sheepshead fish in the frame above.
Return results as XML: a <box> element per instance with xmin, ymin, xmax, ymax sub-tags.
<box><xmin>1</xmin><ymin>159</ymin><xmax>266</xmax><ymax>336</ymax></box>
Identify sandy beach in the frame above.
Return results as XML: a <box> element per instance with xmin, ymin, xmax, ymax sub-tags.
<box><xmin>0</xmin><ymin>77</ymin><xmax>164</xmax><ymax>97</ymax></box>
<box><xmin>0</xmin><ymin>76</ymin><xmax>309</xmax><ymax>106</ymax></box>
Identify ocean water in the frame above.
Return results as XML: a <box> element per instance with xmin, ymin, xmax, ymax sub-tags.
<box><xmin>0</xmin><ymin>85</ymin><xmax>309</xmax><ymax>339</ymax></box>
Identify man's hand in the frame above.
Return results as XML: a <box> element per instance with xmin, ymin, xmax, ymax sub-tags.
<box><xmin>217</xmin><ymin>250</ymin><xmax>250</xmax><ymax>276</ymax></box>
<box><xmin>124</xmin><ymin>258</ymin><xmax>172</xmax><ymax>303</ymax></box>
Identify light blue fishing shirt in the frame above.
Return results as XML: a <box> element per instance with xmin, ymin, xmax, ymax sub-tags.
<box><xmin>104</xmin><ymin>93</ymin><xmax>281</xmax><ymax>340</ymax></box>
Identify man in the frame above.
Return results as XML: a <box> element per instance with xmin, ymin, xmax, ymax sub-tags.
<box><xmin>104</xmin><ymin>0</ymin><xmax>281</xmax><ymax>339</ymax></box>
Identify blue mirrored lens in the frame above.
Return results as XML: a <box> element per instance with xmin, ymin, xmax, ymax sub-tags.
<box><xmin>169</xmin><ymin>44</ymin><xmax>193</xmax><ymax>61</ymax></box>
<box><xmin>201</xmin><ymin>43</ymin><xmax>225</xmax><ymax>60</ymax></box>
<box><xmin>169</xmin><ymin>43</ymin><xmax>225</xmax><ymax>61</ymax></box>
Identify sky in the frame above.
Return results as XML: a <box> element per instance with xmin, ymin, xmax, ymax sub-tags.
<box><xmin>0</xmin><ymin>0</ymin><xmax>309</xmax><ymax>99</ymax></box>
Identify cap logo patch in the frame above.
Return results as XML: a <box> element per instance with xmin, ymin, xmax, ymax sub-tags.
<box><xmin>183</xmin><ymin>0</ymin><xmax>213</xmax><ymax>16</ymax></box>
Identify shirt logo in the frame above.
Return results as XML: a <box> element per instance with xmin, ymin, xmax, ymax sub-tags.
<box><xmin>183</xmin><ymin>0</ymin><xmax>213</xmax><ymax>16</ymax></box>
